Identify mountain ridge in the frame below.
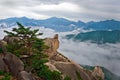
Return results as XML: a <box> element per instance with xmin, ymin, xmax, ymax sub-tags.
<box><xmin>0</xmin><ymin>17</ymin><xmax>120</xmax><ymax>31</ymax></box>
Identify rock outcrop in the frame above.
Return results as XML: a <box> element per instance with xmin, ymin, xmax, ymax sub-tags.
<box><xmin>44</xmin><ymin>34</ymin><xmax>104</xmax><ymax>80</ymax></box>
<box><xmin>0</xmin><ymin>42</ymin><xmax>36</xmax><ymax>80</ymax></box>
<box><xmin>44</xmin><ymin>34</ymin><xmax>59</xmax><ymax>58</ymax></box>
<box><xmin>0</xmin><ymin>52</ymin><xmax>36</xmax><ymax>80</ymax></box>
<box><xmin>44</xmin><ymin>34</ymin><xmax>70</xmax><ymax>62</ymax></box>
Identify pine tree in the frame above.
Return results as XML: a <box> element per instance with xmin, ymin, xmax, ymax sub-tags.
<box><xmin>4</xmin><ymin>22</ymin><xmax>43</xmax><ymax>55</ymax></box>
<box><xmin>4</xmin><ymin>22</ymin><xmax>63</xmax><ymax>80</ymax></box>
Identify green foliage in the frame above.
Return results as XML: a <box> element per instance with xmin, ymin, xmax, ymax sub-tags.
<box><xmin>4</xmin><ymin>22</ymin><xmax>42</xmax><ymax>38</ymax></box>
<box><xmin>0</xmin><ymin>70</ymin><xmax>4</xmax><ymax>75</ymax></box>
<box><xmin>38</xmin><ymin>67</ymin><xmax>61</xmax><ymax>80</ymax></box>
<box><xmin>0</xmin><ymin>71</ymin><xmax>11</xmax><ymax>80</ymax></box>
<box><xmin>64</xmin><ymin>76</ymin><xmax>71</xmax><ymax>80</ymax></box>
<box><xmin>4</xmin><ymin>22</ymin><xmax>43</xmax><ymax>55</ymax></box>
<box><xmin>6</xmin><ymin>43</ymin><xmax>21</xmax><ymax>56</ymax></box>
<box><xmin>31</xmin><ymin>53</ymin><xmax>61</xmax><ymax>80</ymax></box>
<box><xmin>76</xmin><ymin>71</ymin><xmax>83</xmax><ymax>80</ymax></box>
<box><xmin>0</xmin><ymin>48</ymin><xmax>3</xmax><ymax>53</ymax></box>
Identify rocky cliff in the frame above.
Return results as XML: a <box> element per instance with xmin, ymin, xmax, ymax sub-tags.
<box><xmin>44</xmin><ymin>34</ymin><xmax>104</xmax><ymax>80</ymax></box>
<box><xmin>0</xmin><ymin>34</ymin><xmax>104</xmax><ymax>80</ymax></box>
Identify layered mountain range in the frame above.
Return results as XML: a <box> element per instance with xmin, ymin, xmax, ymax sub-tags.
<box><xmin>0</xmin><ymin>17</ymin><xmax>120</xmax><ymax>31</ymax></box>
<box><xmin>0</xmin><ymin>17</ymin><xmax>120</xmax><ymax>80</ymax></box>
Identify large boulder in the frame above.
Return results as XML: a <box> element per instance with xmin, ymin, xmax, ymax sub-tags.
<box><xmin>3</xmin><ymin>53</ymin><xmax>24</xmax><ymax>77</ymax></box>
<box><xmin>18</xmin><ymin>71</ymin><xmax>36</xmax><ymax>80</ymax></box>
<box><xmin>54</xmin><ymin>62</ymin><xmax>91</xmax><ymax>80</ymax></box>
<box><xmin>0</xmin><ymin>55</ymin><xmax>8</xmax><ymax>72</ymax></box>
<box><xmin>3</xmin><ymin>36</ymin><xmax>20</xmax><ymax>44</ymax></box>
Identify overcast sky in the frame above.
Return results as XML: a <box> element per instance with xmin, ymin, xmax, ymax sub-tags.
<box><xmin>0</xmin><ymin>0</ymin><xmax>120</xmax><ymax>22</ymax></box>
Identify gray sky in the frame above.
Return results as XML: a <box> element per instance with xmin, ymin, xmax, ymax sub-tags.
<box><xmin>0</xmin><ymin>0</ymin><xmax>120</xmax><ymax>22</ymax></box>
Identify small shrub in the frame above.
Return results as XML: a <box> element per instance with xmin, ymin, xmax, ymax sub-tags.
<box><xmin>0</xmin><ymin>71</ymin><xmax>11</xmax><ymax>80</ymax></box>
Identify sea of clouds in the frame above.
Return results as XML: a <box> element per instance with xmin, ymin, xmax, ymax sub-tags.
<box><xmin>0</xmin><ymin>26</ymin><xmax>120</xmax><ymax>76</ymax></box>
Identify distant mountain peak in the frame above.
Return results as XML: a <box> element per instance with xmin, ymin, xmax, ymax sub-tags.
<box><xmin>49</xmin><ymin>17</ymin><xmax>58</xmax><ymax>19</ymax></box>
<box><xmin>0</xmin><ymin>16</ymin><xmax>120</xmax><ymax>31</ymax></box>
<box><xmin>46</xmin><ymin>17</ymin><xmax>70</xmax><ymax>21</ymax></box>
<box><xmin>19</xmin><ymin>16</ymin><xmax>28</xmax><ymax>19</ymax></box>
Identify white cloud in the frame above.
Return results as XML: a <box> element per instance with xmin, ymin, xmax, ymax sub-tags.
<box><xmin>0</xmin><ymin>0</ymin><xmax>120</xmax><ymax>21</ymax></box>
<box><xmin>31</xmin><ymin>3</ymin><xmax>80</xmax><ymax>12</ymax></box>
<box><xmin>58</xmin><ymin>37</ymin><xmax>120</xmax><ymax>76</ymax></box>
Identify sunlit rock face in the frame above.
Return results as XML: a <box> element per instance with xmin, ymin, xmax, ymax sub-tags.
<box><xmin>44</xmin><ymin>34</ymin><xmax>59</xmax><ymax>58</ymax></box>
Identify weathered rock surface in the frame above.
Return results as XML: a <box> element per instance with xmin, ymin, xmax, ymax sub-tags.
<box><xmin>0</xmin><ymin>55</ymin><xmax>8</xmax><ymax>72</ymax></box>
<box><xmin>3</xmin><ymin>36</ymin><xmax>20</xmax><ymax>44</ymax></box>
<box><xmin>44</xmin><ymin>34</ymin><xmax>70</xmax><ymax>62</ymax></box>
<box><xmin>3</xmin><ymin>53</ymin><xmax>24</xmax><ymax>77</ymax></box>
<box><xmin>0</xmin><ymin>52</ymin><xmax>36</xmax><ymax>80</ymax></box>
<box><xmin>54</xmin><ymin>62</ymin><xmax>91</xmax><ymax>80</ymax></box>
<box><xmin>44</xmin><ymin>34</ymin><xmax>59</xmax><ymax>58</ymax></box>
<box><xmin>18</xmin><ymin>71</ymin><xmax>36</xmax><ymax>80</ymax></box>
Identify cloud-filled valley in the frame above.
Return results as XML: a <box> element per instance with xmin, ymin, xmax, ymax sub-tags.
<box><xmin>59</xmin><ymin>39</ymin><xmax>120</xmax><ymax>76</ymax></box>
<box><xmin>1</xmin><ymin>26</ymin><xmax>120</xmax><ymax>76</ymax></box>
